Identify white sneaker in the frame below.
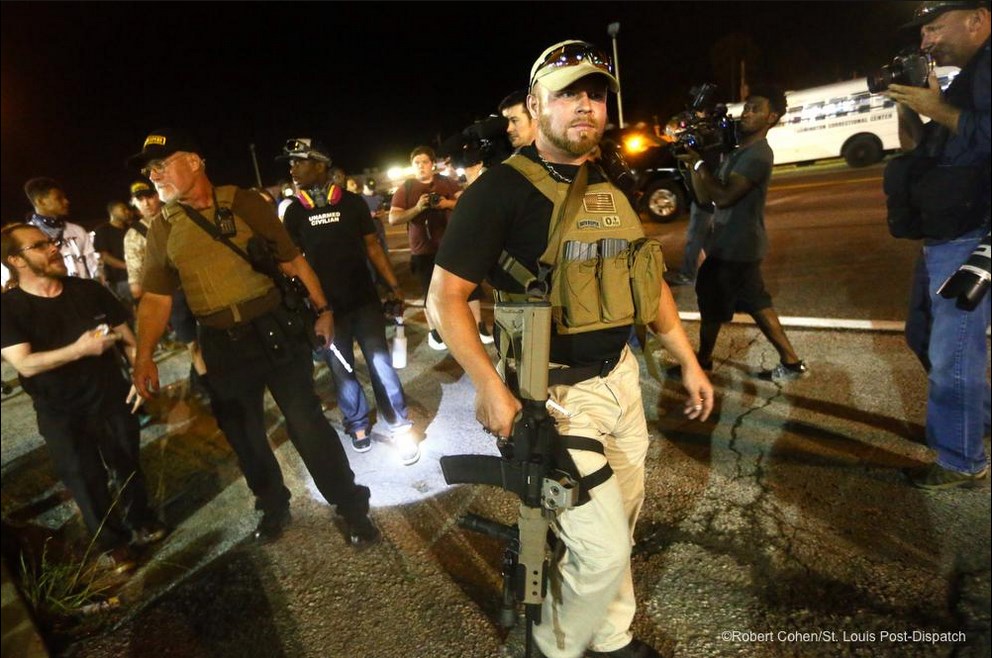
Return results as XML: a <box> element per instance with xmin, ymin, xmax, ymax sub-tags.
<box><xmin>391</xmin><ymin>427</ymin><xmax>421</xmax><ymax>466</ymax></box>
<box><xmin>478</xmin><ymin>322</ymin><xmax>495</xmax><ymax>345</ymax></box>
<box><xmin>428</xmin><ymin>330</ymin><xmax>447</xmax><ymax>351</ymax></box>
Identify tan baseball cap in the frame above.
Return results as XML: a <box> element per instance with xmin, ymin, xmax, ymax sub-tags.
<box><xmin>529</xmin><ymin>40</ymin><xmax>619</xmax><ymax>93</ymax></box>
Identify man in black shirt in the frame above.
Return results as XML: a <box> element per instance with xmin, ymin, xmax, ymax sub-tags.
<box><xmin>94</xmin><ymin>199</ymin><xmax>135</xmax><ymax>309</ymax></box>
<box><xmin>279</xmin><ymin>138</ymin><xmax>419</xmax><ymax>466</ymax></box>
<box><xmin>1</xmin><ymin>223</ymin><xmax>167</xmax><ymax>571</ymax></box>
<box><xmin>428</xmin><ymin>40</ymin><xmax>712</xmax><ymax>658</ymax></box>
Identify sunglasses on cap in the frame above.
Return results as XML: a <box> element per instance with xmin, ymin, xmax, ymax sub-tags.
<box><xmin>531</xmin><ymin>42</ymin><xmax>614</xmax><ymax>87</ymax></box>
<box><xmin>284</xmin><ymin>139</ymin><xmax>311</xmax><ymax>153</ymax></box>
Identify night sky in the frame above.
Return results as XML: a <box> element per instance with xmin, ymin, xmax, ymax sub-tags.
<box><xmin>1</xmin><ymin>1</ymin><xmax>922</xmax><ymax>226</ymax></box>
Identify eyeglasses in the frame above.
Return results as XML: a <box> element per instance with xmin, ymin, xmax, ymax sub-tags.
<box><xmin>531</xmin><ymin>42</ymin><xmax>613</xmax><ymax>87</ymax></box>
<box><xmin>16</xmin><ymin>238</ymin><xmax>63</xmax><ymax>254</ymax></box>
<box><xmin>140</xmin><ymin>153</ymin><xmax>184</xmax><ymax>178</ymax></box>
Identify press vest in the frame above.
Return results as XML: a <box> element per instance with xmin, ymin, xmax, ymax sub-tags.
<box><xmin>160</xmin><ymin>186</ymin><xmax>275</xmax><ymax>316</ymax></box>
<box><xmin>498</xmin><ymin>155</ymin><xmax>665</xmax><ymax>335</ymax></box>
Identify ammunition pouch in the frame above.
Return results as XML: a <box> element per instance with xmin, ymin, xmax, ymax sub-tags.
<box><xmin>499</xmin><ymin>155</ymin><xmax>665</xmax><ymax>335</ymax></box>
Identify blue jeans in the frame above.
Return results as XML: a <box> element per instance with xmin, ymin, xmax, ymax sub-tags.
<box><xmin>905</xmin><ymin>228</ymin><xmax>991</xmax><ymax>474</ymax></box>
<box><xmin>319</xmin><ymin>301</ymin><xmax>410</xmax><ymax>436</ymax></box>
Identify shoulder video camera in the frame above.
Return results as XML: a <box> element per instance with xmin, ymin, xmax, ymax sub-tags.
<box><xmin>673</xmin><ymin>83</ymin><xmax>738</xmax><ymax>157</ymax></box>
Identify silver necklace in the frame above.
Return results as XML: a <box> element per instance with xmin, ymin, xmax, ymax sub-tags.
<box><xmin>536</xmin><ymin>153</ymin><xmax>573</xmax><ymax>184</ymax></box>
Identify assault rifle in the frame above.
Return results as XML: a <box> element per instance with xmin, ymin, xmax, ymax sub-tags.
<box><xmin>440</xmin><ymin>301</ymin><xmax>580</xmax><ymax>657</ymax></box>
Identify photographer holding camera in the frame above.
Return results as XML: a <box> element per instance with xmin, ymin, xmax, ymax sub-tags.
<box><xmin>390</xmin><ymin>146</ymin><xmax>487</xmax><ymax>350</ymax></box>
<box><xmin>678</xmin><ymin>84</ymin><xmax>809</xmax><ymax>382</ymax></box>
<box><xmin>884</xmin><ymin>0</ymin><xmax>990</xmax><ymax>490</ymax></box>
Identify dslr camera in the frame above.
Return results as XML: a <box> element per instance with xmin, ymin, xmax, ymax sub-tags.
<box><xmin>426</xmin><ymin>192</ymin><xmax>442</xmax><ymax>209</ymax></box>
<box><xmin>673</xmin><ymin>83</ymin><xmax>738</xmax><ymax>157</ymax></box>
<box><xmin>867</xmin><ymin>51</ymin><xmax>933</xmax><ymax>94</ymax></box>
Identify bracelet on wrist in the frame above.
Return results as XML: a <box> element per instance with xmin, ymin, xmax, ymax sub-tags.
<box><xmin>313</xmin><ymin>305</ymin><xmax>332</xmax><ymax>316</ymax></box>
<box><xmin>693</xmin><ymin>160</ymin><xmax>706</xmax><ymax>172</ymax></box>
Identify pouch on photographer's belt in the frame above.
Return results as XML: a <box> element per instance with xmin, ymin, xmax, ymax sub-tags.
<box><xmin>883</xmin><ymin>152</ymin><xmax>929</xmax><ymax>240</ymax></box>
<box><xmin>912</xmin><ymin>165</ymin><xmax>988</xmax><ymax>240</ymax></box>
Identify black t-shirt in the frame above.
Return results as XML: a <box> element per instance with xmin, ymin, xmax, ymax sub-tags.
<box><xmin>0</xmin><ymin>277</ymin><xmax>130</xmax><ymax>412</ymax></box>
<box><xmin>94</xmin><ymin>223</ymin><xmax>129</xmax><ymax>283</ymax></box>
<box><xmin>437</xmin><ymin>146</ymin><xmax>630</xmax><ymax>366</ymax></box>
<box><xmin>283</xmin><ymin>190</ymin><xmax>378</xmax><ymax>315</ymax></box>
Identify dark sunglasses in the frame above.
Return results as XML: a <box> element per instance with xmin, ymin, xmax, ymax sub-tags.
<box><xmin>531</xmin><ymin>42</ymin><xmax>613</xmax><ymax>87</ymax></box>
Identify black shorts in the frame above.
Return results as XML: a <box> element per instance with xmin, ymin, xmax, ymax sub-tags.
<box><xmin>695</xmin><ymin>257</ymin><xmax>773</xmax><ymax>323</ymax></box>
<box><xmin>410</xmin><ymin>253</ymin><xmax>436</xmax><ymax>296</ymax></box>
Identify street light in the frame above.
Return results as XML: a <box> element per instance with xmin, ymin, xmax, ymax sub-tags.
<box><xmin>607</xmin><ymin>22</ymin><xmax>624</xmax><ymax>128</ymax></box>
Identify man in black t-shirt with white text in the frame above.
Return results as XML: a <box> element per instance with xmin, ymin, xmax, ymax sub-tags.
<box><xmin>279</xmin><ymin>138</ymin><xmax>420</xmax><ymax>466</ymax></box>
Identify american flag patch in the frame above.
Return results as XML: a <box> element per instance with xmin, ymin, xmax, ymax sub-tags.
<box><xmin>583</xmin><ymin>192</ymin><xmax>616</xmax><ymax>213</ymax></box>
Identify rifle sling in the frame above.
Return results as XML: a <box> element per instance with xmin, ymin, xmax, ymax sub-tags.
<box><xmin>557</xmin><ymin>435</ymin><xmax>613</xmax><ymax>503</ymax></box>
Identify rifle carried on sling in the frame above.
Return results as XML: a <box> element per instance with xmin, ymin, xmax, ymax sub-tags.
<box><xmin>440</xmin><ymin>301</ymin><xmax>580</xmax><ymax>657</ymax></box>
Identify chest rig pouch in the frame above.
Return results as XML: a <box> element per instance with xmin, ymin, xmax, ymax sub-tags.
<box><xmin>498</xmin><ymin>154</ymin><xmax>665</xmax><ymax>334</ymax></box>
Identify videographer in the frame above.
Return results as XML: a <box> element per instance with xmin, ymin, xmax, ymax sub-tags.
<box><xmin>428</xmin><ymin>39</ymin><xmax>712</xmax><ymax>658</ymax></box>
<box><xmin>884</xmin><ymin>0</ymin><xmax>990</xmax><ymax>490</ymax></box>
<box><xmin>678</xmin><ymin>84</ymin><xmax>809</xmax><ymax>382</ymax></box>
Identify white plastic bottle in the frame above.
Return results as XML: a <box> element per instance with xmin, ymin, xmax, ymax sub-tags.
<box><xmin>392</xmin><ymin>319</ymin><xmax>407</xmax><ymax>369</ymax></box>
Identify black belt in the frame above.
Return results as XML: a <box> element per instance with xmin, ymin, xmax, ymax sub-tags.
<box><xmin>547</xmin><ymin>355</ymin><xmax>621</xmax><ymax>386</ymax></box>
<box><xmin>197</xmin><ymin>288</ymin><xmax>282</xmax><ymax>330</ymax></box>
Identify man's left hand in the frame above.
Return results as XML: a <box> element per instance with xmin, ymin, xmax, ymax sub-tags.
<box><xmin>886</xmin><ymin>73</ymin><xmax>944</xmax><ymax>118</ymax></box>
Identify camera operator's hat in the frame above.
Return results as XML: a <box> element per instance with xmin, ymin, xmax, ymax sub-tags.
<box><xmin>129</xmin><ymin>180</ymin><xmax>156</xmax><ymax>198</ymax></box>
<box><xmin>277</xmin><ymin>138</ymin><xmax>331</xmax><ymax>164</ymax></box>
<box><xmin>127</xmin><ymin>128</ymin><xmax>201</xmax><ymax>169</ymax></box>
<box><xmin>529</xmin><ymin>40</ymin><xmax>620</xmax><ymax>93</ymax></box>
<box><xmin>902</xmin><ymin>0</ymin><xmax>990</xmax><ymax>28</ymax></box>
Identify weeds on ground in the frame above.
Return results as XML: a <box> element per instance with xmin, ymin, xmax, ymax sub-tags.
<box><xmin>18</xmin><ymin>538</ymin><xmax>121</xmax><ymax>617</ymax></box>
<box><xmin>16</xmin><ymin>472</ymin><xmax>137</xmax><ymax>618</ymax></box>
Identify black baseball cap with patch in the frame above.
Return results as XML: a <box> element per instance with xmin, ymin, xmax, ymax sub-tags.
<box><xmin>127</xmin><ymin>128</ymin><xmax>201</xmax><ymax>169</ymax></box>
<box><xmin>129</xmin><ymin>180</ymin><xmax>156</xmax><ymax>198</ymax></box>
<box><xmin>902</xmin><ymin>0</ymin><xmax>990</xmax><ymax>28</ymax></box>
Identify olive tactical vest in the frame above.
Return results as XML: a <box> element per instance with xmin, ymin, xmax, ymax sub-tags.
<box><xmin>160</xmin><ymin>185</ymin><xmax>275</xmax><ymax>316</ymax></box>
<box><xmin>498</xmin><ymin>155</ymin><xmax>665</xmax><ymax>334</ymax></box>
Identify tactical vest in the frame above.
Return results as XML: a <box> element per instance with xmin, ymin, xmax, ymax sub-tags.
<box><xmin>160</xmin><ymin>186</ymin><xmax>275</xmax><ymax>316</ymax></box>
<box><xmin>498</xmin><ymin>154</ymin><xmax>665</xmax><ymax>334</ymax></box>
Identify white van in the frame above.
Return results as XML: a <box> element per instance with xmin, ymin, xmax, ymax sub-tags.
<box><xmin>726</xmin><ymin>66</ymin><xmax>959</xmax><ymax>167</ymax></box>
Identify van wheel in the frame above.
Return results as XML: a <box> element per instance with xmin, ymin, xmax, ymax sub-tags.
<box><xmin>843</xmin><ymin>135</ymin><xmax>883</xmax><ymax>168</ymax></box>
<box><xmin>641</xmin><ymin>180</ymin><xmax>685</xmax><ymax>222</ymax></box>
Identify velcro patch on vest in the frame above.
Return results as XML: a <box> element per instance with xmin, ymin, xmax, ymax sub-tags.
<box><xmin>583</xmin><ymin>192</ymin><xmax>617</xmax><ymax>213</ymax></box>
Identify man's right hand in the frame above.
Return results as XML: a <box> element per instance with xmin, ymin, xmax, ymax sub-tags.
<box><xmin>132</xmin><ymin>356</ymin><xmax>160</xmax><ymax>400</ymax></box>
<box><xmin>475</xmin><ymin>378</ymin><xmax>523</xmax><ymax>439</ymax></box>
<box><xmin>74</xmin><ymin>326</ymin><xmax>119</xmax><ymax>358</ymax></box>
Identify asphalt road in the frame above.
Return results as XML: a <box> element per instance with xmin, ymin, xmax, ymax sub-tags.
<box><xmin>2</xmin><ymin>164</ymin><xmax>989</xmax><ymax>658</ymax></box>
